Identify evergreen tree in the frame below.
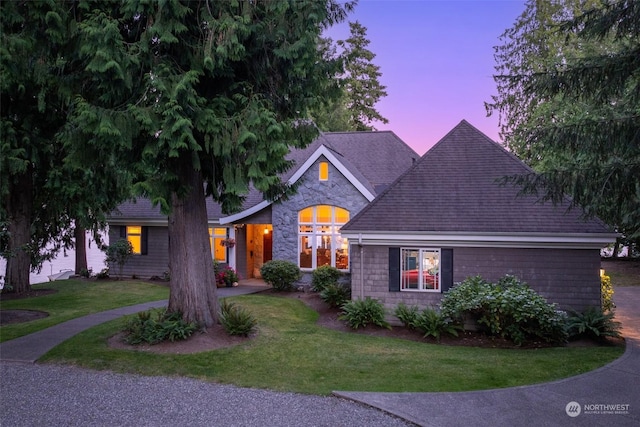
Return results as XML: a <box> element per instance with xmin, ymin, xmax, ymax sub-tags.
<box><xmin>313</xmin><ymin>21</ymin><xmax>388</xmax><ymax>132</ymax></box>
<box><xmin>487</xmin><ymin>0</ymin><xmax>640</xmax><ymax>246</ymax></box>
<box><xmin>0</xmin><ymin>1</ymin><xmax>133</xmax><ymax>293</ymax></box>
<box><xmin>74</xmin><ymin>0</ymin><xmax>353</xmax><ymax>327</ymax></box>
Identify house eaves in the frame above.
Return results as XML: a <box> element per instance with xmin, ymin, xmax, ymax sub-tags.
<box><xmin>340</xmin><ymin>231</ymin><xmax>618</xmax><ymax>250</ymax></box>
<box><xmin>220</xmin><ymin>144</ymin><xmax>376</xmax><ymax>224</ymax></box>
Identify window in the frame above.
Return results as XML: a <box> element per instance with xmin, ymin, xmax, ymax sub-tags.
<box><xmin>209</xmin><ymin>227</ymin><xmax>228</xmax><ymax>262</ymax></box>
<box><xmin>298</xmin><ymin>205</ymin><xmax>349</xmax><ymax>270</ymax></box>
<box><xmin>400</xmin><ymin>248</ymin><xmax>440</xmax><ymax>292</ymax></box>
<box><xmin>126</xmin><ymin>226</ymin><xmax>142</xmax><ymax>254</ymax></box>
<box><xmin>319</xmin><ymin>161</ymin><xmax>329</xmax><ymax>181</ymax></box>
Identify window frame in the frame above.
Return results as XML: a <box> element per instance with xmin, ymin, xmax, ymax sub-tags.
<box><xmin>400</xmin><ymin>247</ymin><xmax>441</xmax><ymax>292</ymax></box>
<box><xmin>209</xmin><ymin>227</ymin><xmax>228</xmax><ymax>263</ymax></box>
<box><xmin>298</xmin><ymin>205</ymin><xmax>349</xmax><ymax>271</ymax></box>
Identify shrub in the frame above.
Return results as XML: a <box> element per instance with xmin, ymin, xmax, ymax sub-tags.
<box><xmin>340</xmin><ymin>297</ymin><xmax>390</xmax><ymax>330</ymax></box>
<box><xmin>394</xmin><ymin>303</ymin><xmax>420</xmax><ymax>330</ymax></box>
<box><xmin>124</xmin><ymin>309</ymin><xmax>198</xmax><ymax>344</ymax></box>
<box><xmin>219</xmin><ymin>299</ymin><xmax>257</xmax><ymax>337</ymax></box>
<box><xmin>440</xmin><ymin>275</ymin><xmax>568</xmax><ymax>345</ymax></box>
<box><xmin>414</xmin><ymin>308</ymin><xmax>462</xmax><ymax>341</ymax></box>
<box><xmin>311</xmin><ymin>265</ymin><xmax>342</xmax><ymax>292</ymax></box>
<box><xmin>601</xmin><ymin>273</ymin><xmax>615</xmax><ymax>312</ymax></box>
<box><xmin>105</xmin><ymin>239</ymin><xmax>133</xmax><ymax>279</ymax></box>
<box><xmin>260</xmin><ymin>260</ymin><xmax>301</xmax><ymax>291</ymax></box>
<box><xmin>96</xmin><ymin>268</ymin><xmax>110</xmax><ymax>279</ymax></box>
<box><xmin>216</xmin><ymin>266</ymin><xmax>239</xmax><ymax>287</ymax></box>
<box><xmin>319</xmin><ymin>283</ymin><xmax>351</xmax><ymax>308</ymax></box>
<box><xmin>567</xmin><ymin>307</ymin><xmax>622</xmax><ymax>341</ymax></box>
<box><xmin>79</xmin><ymin>268</ymin><xmax>92</xmax><ymax>278</ymax></box>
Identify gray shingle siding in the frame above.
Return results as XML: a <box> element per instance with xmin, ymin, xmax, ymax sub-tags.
<box><xmin>107</xmin><ymin>226</ymin><xmax>169</xmax><ymax>279</ymax></box>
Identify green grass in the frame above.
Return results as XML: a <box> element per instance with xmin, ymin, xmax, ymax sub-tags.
<box><xmin>0</xmin><ymin>279</ymin><xmax>169</xmax><ymax>342</ymax></box>
<box><xmin>40</xmin><ymin>294</ymin><xmax>624</xmax><ymax>395</ymax></box>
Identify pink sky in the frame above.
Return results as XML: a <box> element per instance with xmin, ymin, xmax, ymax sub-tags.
<box><xmin>326</xmin><ymin>0</ymin><xmax>526</xmax><ymax>155</ymax></box>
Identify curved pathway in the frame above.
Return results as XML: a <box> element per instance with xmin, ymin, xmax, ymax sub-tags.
<box><xmin>1</xmin><ymin>285</ymin><xmax>638</xmax><ymax>426</ymax></box>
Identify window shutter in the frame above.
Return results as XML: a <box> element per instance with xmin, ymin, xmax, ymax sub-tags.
<box><xmin>388</xmin><ymin>247</ymin><xmax>400</xmax><ymax>292</ymax></box>
<box><xmin>120</xmin><ymin>226</ymin><xmax>127</xmax><ymax>239</ymax></box>
<box><xmin>441</xmin><ymin>248</ymin><xmax>453</xmax><ymax>292</ymax></box>
<box><xmin>141</xmin><ymin>226</ymin><xmax>148</xmax><ymax>255</ymax></box>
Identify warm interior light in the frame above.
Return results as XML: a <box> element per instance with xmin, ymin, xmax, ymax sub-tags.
<box><xmin>264</xmin><ymin>228</ymin><xmax>269</xmax><ymax>234</ymax></box>
<box><xmin>600</xmin><ymin>268</ymin><xmax>606</xmax><ymax>277</ymax></box>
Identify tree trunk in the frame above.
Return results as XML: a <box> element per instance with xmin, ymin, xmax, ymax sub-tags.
<box><xmin>74</xmin><ymin>224</ymin><xmax>87</xmax><ymax>274</ymax></box>
<box><xmin>5</xmin><ymin>169</ymin><xmax>33</xmax><ymax>294</ymax></box>
<box><xmin>167</xmin><ymin>163</ymin><xmax>218</xmax><ymax>328</ymax></box>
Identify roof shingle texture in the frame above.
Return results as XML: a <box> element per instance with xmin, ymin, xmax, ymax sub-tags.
<box><xmin>110</xmin><ymin>131</ymin><xmax>417</xmax><ymax>221</ymax></box>
<box><xmin>342</xmin><ymin>120</ymin><xmax>612</xmax><ymax>234</ymax></box>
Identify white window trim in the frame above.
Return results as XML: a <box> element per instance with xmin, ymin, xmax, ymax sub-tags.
<box><xmin>298</xmin><ymin>206</ymin><xmax>349</xmax><ymax>271</ymax></box>
<box><xmin>209</xmin><ymin>227</ymin><xmax>229</xmax><ymax>263</ymax></box>
<box><xmin>400</xmin><ymin>247</ymin><xmax>441</xmax><ymax>293</ymax></box>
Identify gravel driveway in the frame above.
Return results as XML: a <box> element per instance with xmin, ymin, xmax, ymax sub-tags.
<box><xmin>1</xmin><ymin>363</ymin><xmax>414</xmax><ymax>427</ymax></box>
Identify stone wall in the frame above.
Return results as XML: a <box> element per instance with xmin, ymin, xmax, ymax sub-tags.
<box><xmin>272</xmin><ymin>156</ymin><xmax>370</xmax><ymax>282</ymax></box>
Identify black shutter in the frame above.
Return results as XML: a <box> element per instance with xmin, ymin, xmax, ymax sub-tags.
<box><xmin>441</xmin><ymin>248</ymin><xmax>453</xmax><ymax>292</ymax></box>
<box><xmin>389</xmin><ymin>247</ymin><xmax>400</xmax><ymax>292</ymax></box>
<box><xmin>120</xmin><ymin>226</ymin><xmax>127</xmax><ymax>239</ymax></box>
<box><xmin>141</xmin><ymin>226</ymin><xmax>148</xmax><ymax>255</ymax></box>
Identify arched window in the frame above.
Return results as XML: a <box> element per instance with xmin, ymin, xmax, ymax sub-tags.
<box><xmin>298</xmin><ymin>205</ymin><xmax>349</xmax><ymax>270</ymax></box>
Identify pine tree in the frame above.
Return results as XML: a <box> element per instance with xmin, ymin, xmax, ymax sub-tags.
<box><xmin>487</xmin><ymin>0</ymin><xmax>640</xmax><ymax>246</ymax></box>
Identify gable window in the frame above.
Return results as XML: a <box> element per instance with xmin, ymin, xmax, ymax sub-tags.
<box><xmin>121</xmin><ymin>226</ymin><xmax>148</xmax><ymax>255</ymax></box>
<box><xmin>209</xmin><ymin>227</ymin><xmax>228</xmax><ymax>263</ymax></box>
<box><xmin>319</xmin><ymin>161</ymin><xmax>329</xmax><ymax>181</ymax></box>
<box><xmin>298</xmin><ymin>205</ymin><xmax>349</xmax><ymax>270</ymax></box>
<box><xmin>401</xmin><ymin>248</ymin><xmax>440</xmax><ymax>291</ymax></box>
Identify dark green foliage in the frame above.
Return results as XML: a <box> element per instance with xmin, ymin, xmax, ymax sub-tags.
<box><xmin>441</xmin><ymin>275</ymin><xmax>568</xmax><ymax>345</ymax></box>
<box><xmin>395</xmin><ymin>303</ymin><xmax>461</xmax><ymax>341</ymax></box>
<box><xmin>124</xmin><ymin>309</ymin><xmax>198</xmax><ymax>345</ymax></box>
<box><xmin>311</xmin><ymin>265</ymin><xmax>342</xmax><ymax>292</ymax></box>
<box><xmin>394</xmin><ymin>303</ymin><xmax>420</xmax><ymax>330</ymax></box>
<box><xmin>414</xmin><ymin>308</ymin><xmax>462</xmax><ymax>342</ymax></box>
<box><xmin>96</xmin><ymin>268</ymin><xmax>110</xmax><ymax>280</ymax></box>
<box><xmin>488</xmin><ymin>0</ymin><xmax>640</xmax><ymax>244</ymax></box>
<box><xmin>219</xmin><ymin>299</ymin><xmax>257</xmax><ymax>337</ymax></box>
<box><xmin>319</xmin><ymin>283</ymin><xmax>351</xmax><ymax>308</ymax></box>
<box><xmin>567</xmin><ymin>307</ymin><xmax>621</xmax><ymax>341</ymax></box>
<box><xmin>260</xmin><ymin>260</ymin><xmax>302</xmax><ymax>292</ymax></box>
<box><xmin>105</xmin><ymin>239</ymin><xmax>133</xmax><ymax>279</ymax></box>
<box><xmin>340</xmin><ymin>297</ymin><xmax>390</xmax><ymax>330</ymax></box>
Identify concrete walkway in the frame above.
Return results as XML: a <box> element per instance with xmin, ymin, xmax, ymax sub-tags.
<box><xmin>0</xmin><ymin>283</ymin><xmax>268</xmax><ymax>363</ymax></box>
<box><xmin>336</xmin><ymin>287</ymin><xmax>640</xmax><ymax>426</ymax></box>
<box><xmin>1</xmin><ymin>284</ymin><xmax>638</xmax><ymax>426</ymax></box>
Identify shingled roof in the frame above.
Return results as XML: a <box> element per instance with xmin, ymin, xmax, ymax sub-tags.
<box><xmin>341</xmin><ymin>120</ymin><xmax>613</xmax><ymax>236</ymax></box>
<box><xmin>110</xmin><ymin>131</ymin><xmax>418</xmax><ymax>223</ymax></box>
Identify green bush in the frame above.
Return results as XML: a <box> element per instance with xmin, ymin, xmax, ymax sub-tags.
<box><xmin>567</xmin><ymin>307</ymin><xmax>622</xmax><ymax>341</ymax></box>
<box><xmin>440</xmin><ymin>275</ymin><xmax>568</xmax><ymax>345</ymax></box>
<box><xmin>340</xmin><ymin>297</ymin><xmax>390</xmax><ymax>330</ymax></box>
<box><xmin>414</xmin><ymin>308</ymin><xmax>462</xmax><ymax>342</ymax></box>
<box><xmin>219</xmin><ymin>299</ymin><xmax>257</xmax><ymax>337</ymax></box>
<box><xmin>124</xmin><ymin>309</ymin><xmax>198</xmax><ymax>344</ymax></box>
<box><xmin>105</xmin><ymin>239</ymin><xmax>133</xmax><ymax>279</ymax></box>
<box><xmin>319</xmin><ymin>283</ymin><xmax>351</xmax><ymax>308</ymax></box>
<box><xmin>260</xmin><ymin>260</ymin><xmax>301</xmax><ymax>291</ymax></box>
<box><xmin>394</xmin><ymin>303</ymin><xmax>420</xmax><ymax>330</ymax></box>
<box><xmin>311</xmin><ymin>265</ymin><xmax>342</xmax><ymax>292</ymax></box>
<box><xmin>601</xmin><ymin>273</ymin><xmax>615</xmax><ymax>312</ymax></box>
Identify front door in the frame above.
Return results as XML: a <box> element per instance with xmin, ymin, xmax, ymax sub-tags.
<box><xmin>263</xmin><ymin>229</ymin><xmax>272</xmax><ymax>263</ymax></box>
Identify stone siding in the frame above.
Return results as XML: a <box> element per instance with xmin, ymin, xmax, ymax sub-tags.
<box><xmin>272</xmin><ymin>157</ymin><xmax>369</xmax><ymax>282</ymax></box>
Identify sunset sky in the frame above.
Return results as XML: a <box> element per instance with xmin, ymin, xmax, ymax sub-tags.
<box><xmin>327</xmin><ymin>0</ymin><xmax>527</xmax><ymax>155</ymax></box>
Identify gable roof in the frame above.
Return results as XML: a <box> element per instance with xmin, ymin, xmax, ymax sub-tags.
<box><xmin>220</xmin><ymin>131</ymin><xmax>417</xmax><ymax>223</ymax></box>
<box><xmin>109</xmin><ymin>131</ymin><xmax>418</xmax><ymax>224</ymax></box>
<box><xmin>341</xmin><ymin>120</ymin><xmax>615</xmax><ymax>247</ymax></box>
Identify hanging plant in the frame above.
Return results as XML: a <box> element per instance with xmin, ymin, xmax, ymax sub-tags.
<box><xmin>220</xmin><ymin>238</ymin><xmax>236</xmax><ymax>248</ymax></box>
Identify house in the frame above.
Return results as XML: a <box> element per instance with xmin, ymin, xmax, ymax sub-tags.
<box><xmin>339</xmin><ymin>120</ymin><xmax>617</xmax><ymax>312</ymax></box>
<box><xmin>107</xmin><ymin>131</ymin><xmax>419</xmax><ymax>281</ymax></box>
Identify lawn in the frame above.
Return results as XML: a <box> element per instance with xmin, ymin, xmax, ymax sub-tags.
<box><xmin>39</xmin><ymin>293</ymin><xmax>624</xmax><ymax>395</ymax></box>
<box><xmin>0</xmin><ymin>279</ymin><xmax>169</xmax><ymax>342</ymax></box>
